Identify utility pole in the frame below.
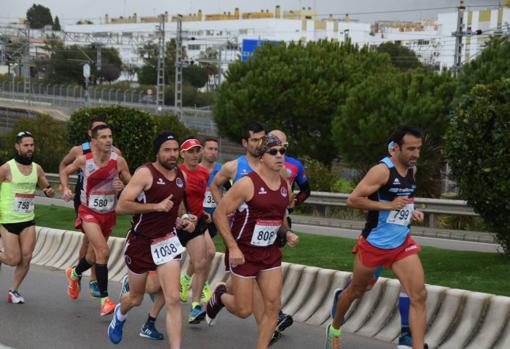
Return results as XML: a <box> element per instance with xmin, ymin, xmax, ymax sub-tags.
<box><xmin>22</xmin><ymin>25</ymin><xmax>31</xmax><ymax>102</ymax></box>
<box><xmin>95</xmin><ymin>43</ymin><xmax>102</xmax><ymax>84</ymax></box>
<box><xmin>452</xmin><ymin>0</ymin><xmax>465</xmax><ymax>76</ymax></box>
<box><xmin>156</xmin><ymin>14</ymin><xmax>165</xmax><ymax>110</ymax></box>
<box><xmin>175</xmin><ymin>15</ymin><xmax>183</xmax><ymax>120</ymax></box>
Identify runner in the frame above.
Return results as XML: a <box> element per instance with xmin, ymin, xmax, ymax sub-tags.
<box><xmin>0</xmin><ymin>131</ymin><xmax>55</xmax><ymax>303</ymax></box>
<box><xmin>180</xmin><ymin>137</ymin><xmax>227</xmax><ymax>307</ymax></box>
<box><xmin>107</xmin><ymin>131</ymin><xmax>196</xmax><ymax>349</ymax></box>
<box><xmin>177</xmin><ymin>136</ymin><xmax>213</xmax><ymax>324</ymax></box>
<box><xmin>59</xmin><ymin>117</ymin><xmax>122</xmax><ymax>297</ymax></box>
<box><xmin>268</xmin><ymin>130</ymin><xmax>311</xmax><ymax>341</ymax></box>
<box><xmin>61</xmin><ymin>124</ymin><xmax>131</xmax><ymax>316</ymax></box>
<box><xmin>206</xmin><ymin>134</ymin><xmax>299</xmax><ymax>349</ymax></box>
<box><xmin>329</xmin><ymin>140</ymin><xmax>424</xmax><ymax>349</ymax></box>
<box><xmin>326</xmin><ymin>126</ymin><xmax>427</xmax><ymax>349</ymax></box>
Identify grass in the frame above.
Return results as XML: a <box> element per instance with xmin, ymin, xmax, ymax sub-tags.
<box><xmin>34</xmin><ymin>204</ymin><xmax>510</xmax><ymax>297</ymax></box>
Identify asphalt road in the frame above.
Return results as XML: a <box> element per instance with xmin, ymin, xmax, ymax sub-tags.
<box><xmin>0</xmin><ymin>265</ymin><xmax>396</xmax><ymax>349</ymax></box>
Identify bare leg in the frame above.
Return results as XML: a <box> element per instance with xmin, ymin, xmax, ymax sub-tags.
<box><xmin>12</xmin><ymin>226</ymin><xmax>36</xmax><ymax>290</ymax></box>
<box><xmin>158</xmin><ymin>260</ymin><xmax>182</xmax><ymax>349</ymax></box>
<box><xmin>255</xmin><ymin>268</ymin><xmax>282</xmax><ymax>349</ymax></box>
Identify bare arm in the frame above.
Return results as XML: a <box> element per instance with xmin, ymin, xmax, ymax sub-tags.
<box><xmin>37</xmin><ymin>165</ymin><xmax>55</xmax><ymax>197</ymax></box>
<box><xmin>59</xmin><ymin>146</ymin><xmax>82</xmax><ymax>176</ymax></box>
<box><xmin>347</xmin><ymin>164</ymin><xmax>408</xmax><ymax>211</ymax></box>
<box><xmin>213</xmin><ymin>176</ymin><xmax>252</xmax><ymax>251</ymax></box>
<box><xmin>0</xmin><ymin>163</ymin><xmax>9</xmax><ymax>184</ymax></box>
<box><xmin>116</xmin><ymin>167</ymin><xmax>170</xmax><ymax>215</ymax></box>
<box><xmin>210</xmin><ymin>160</ymin><xmax>236</xmax><ymax>204</ymax></box>
<box><xmin>60</xmin><ymin>156</ymin><xmax>84</xmax><ymax>201</ymax></box>
<box><xmin>117</xmin><ymin>157</ymin><xmax>132</xmax><ymax>184</ymax></box>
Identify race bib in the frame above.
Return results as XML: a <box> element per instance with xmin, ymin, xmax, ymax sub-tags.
<box><xmin>251</xmin><ymin>220</ymin><xmax>281</xmax><ymax>247</ymax></box>
<box><xmin>13</xmin><ymin>193</ymin><xmax>35</xmax><ymax>214</ymax></box>
<box><xmin>386</xmin><ymin>203</ymin><xmax>415</xmax><ymax>226</ymax></box>
<box><xmin>88</xmin><ymin>192</ymin><xmax>115</xmax><ymax>213</ymax></box>
<box><xmin>151</xmin><ymin>234</ymin><xmax>185</xmax><ymax>265</ymax></box>
<box><xmin>203</xmin><ymin>190</ymin><xmax>216</xmax><ymax>209</ymax></box>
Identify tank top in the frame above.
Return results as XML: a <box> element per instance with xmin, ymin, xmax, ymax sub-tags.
<box><xmin>131</xmin><ymin>163</ymin><xmax>186</xmax><ymax>239</ymax></box>
<box><xmin>80</xmin><ymin>151</ymin><xmax>119</xmax><ymax>214</ymax></box>
<box><xmin>203</xmin><ymin>162</ymin><xmax>222</xmax><ymax>214</ymax></box>
<box><xmin>0</xmin><ymin>159</ymin><xmax>38</xmax><ymax>223</ymax></box>
<box><xmin>230</xmin><ymin>172</ymin><xmax>288</xmax><ymax>247</ymax></box>
<box><xmin>362</xmin><ymin>157</ymin><xmax>417</xmax><ymax>249</ymax></box>
<box><xmin>74</xmin><ymin>142</ymin><xmax>92</xmax><ymax>210</ymax></box>
<box><xmin>179</xmin><ymin>164</ymin><xmax>209</xmax><ymax>217</ymax></box>
<box><xmin>233</xmin><ymin>156</ymin><xmax>254</xmax><ymax>183</ymax></box>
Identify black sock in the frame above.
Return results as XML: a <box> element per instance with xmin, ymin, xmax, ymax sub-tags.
<box><xmin>95</xmin><ymin>263</ymin><xmax>108</xmax><ymax>298</ymax></box>
<box><xmin>147</xmin><ymin>314</ymin><xmax>156</xmax><ymax>324</ymax></box>
<box><xmin>75</xmin><ymin>257</ymin><xmax>92</xmax><ymax>275</ymax></box>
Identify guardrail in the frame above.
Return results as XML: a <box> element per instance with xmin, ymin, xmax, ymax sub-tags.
<box><xmin>46</xmin><ymin>174</ymin><xmax>477</xmax><ymax>228</ymax></box>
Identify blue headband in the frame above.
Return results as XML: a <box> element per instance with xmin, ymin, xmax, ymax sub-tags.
<box><xmin>388</xmin><ymin>141</ymin><xmax>396</xmax><ymax>152</ymax></box>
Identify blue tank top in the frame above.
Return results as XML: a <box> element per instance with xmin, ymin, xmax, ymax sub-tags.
<box><xmin>204</xmin><ymin>163</ymin><xmax>223</xmax><ymax>214</ymax></box>
<box><xmin>362</xmin><ymin>157</ymin><xmax>416</xmax><ymax>249</ymax></box>
<box><xmin>233</xmin><ymin>156</ymin><xmax>254</xmax><ymax>184</ymax></box>
<box><xmin>207</xmin><ymin>163</ymin><xmax>222</xmax><ymax>186</ymax></box>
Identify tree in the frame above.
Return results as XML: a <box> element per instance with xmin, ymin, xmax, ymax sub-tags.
<box><xmin>376</xmin><ymin>42</ymin><xmax>423</xmax><ymax>72</ymax></box>
<box><xmin>52</xmin><ymin>16</ymin><xmax>61</xmax><ymax>31</ymax></box>
<box><xmin>444</xmin><ymin>79</ymin><xmax>510</xmax><ymax>256</ymax></box>
<box><xmin>26</xmin><ymin>4</ymin><xmax>53</xmax><ymax>29</ymax></box>
<box><xmin>213</xmin><ymin>40</ymin><xmax>393</xmax><ymax>164</ymax></box>
<box><xmin>0</xmin><ymin>114</ymin><xmax>68</xmax><ymax>173</ymax></box>
<box><xmin>331</xmin><ymin>69</ymin><xmax>457</xmax><ymax>196</ymax></box>
<box><xmin>457</xmin><ymin>36</ymin><xmax>510</xmax><ymax>97</ymax></box>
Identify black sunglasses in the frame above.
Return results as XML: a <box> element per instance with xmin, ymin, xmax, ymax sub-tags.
<box><xmin>266</xmin><ymin>147</ymin><xmax>286</xmax><ymax>156</ymax></box>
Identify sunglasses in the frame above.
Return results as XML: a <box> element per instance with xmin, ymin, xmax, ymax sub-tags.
<box><xmin>266</xmin><ymin>147</ymin><xmax>286</xmax><ymax>156</ymax></box>
<box><xmin>17</xmin><ymin>131</ymin><xmax>32</xmax><ymax>137</ymax></box>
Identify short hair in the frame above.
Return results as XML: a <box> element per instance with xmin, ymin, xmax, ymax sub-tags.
<box><xmin>203</xmin><ymin>137</ymin><xmax>219</xmax><ymax>146</ymax></box>
<box><xmin>91</xmin><ymin>124</ymin><xmax>110</xmax><ymax>139</ymax></box>
<box><xmin>15</xmin><ymin>131</ymin><xmax>33</xmax><ymax>144</ymax></box>
<box><xmin>242</xmin><ymin>121</ymin><xmax>266</xmax><ymax>141</ymax></box>
<box><xmin>88</xmin><ymin>116</ymin><xmax>106</xmax><ymax>130</ymax></box>
<box><xmin>388</xmin><ymin>126</ymin><xmax>422</xmax><ymax>147</ymax></box>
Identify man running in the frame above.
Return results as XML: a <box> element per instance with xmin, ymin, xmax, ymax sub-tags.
<box><xmin>177</xmin><ymin>136</ymin><xmax>214</xmax><ymax>324</ymax></box>
<box><xmin>326</xmin><ymin>126</ymin><xmax>427</xmax><ymax>349</ymax></box>
<box><xmin>180</xmin><ymin>138</ymin><xmax>227</xmax><ymax>307</ymax></box>
<box><xmin>59</xmin><ymin>117</ymin><xmax>122</xmax><ymax>297</ymax></box>
<box><xmin>0</xmin><ymin>131</ymin><xmax>54</xmax><ymax>303</ymax></box>
<box><xmin>61</xmin><ymin>124</ymin><xmax>131</xmax><ymax>316</ymax></box>
<box><xmin>107</xmin><ymin>131</ymin><xmax>196</xmax><ymax>349</ymax></box>
<box><xmin>206</xmin><ymin>134</ymin><xmax>299</xmax><ymax>349</ymax></box>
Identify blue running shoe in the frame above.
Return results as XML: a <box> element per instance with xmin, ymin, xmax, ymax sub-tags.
<box><xmin>139</xmin><ymin>322</ymin><xmax>164</xmax><ymax>340</ymax></box>
<box><xmin>108</xmin><ymin>304</ymin><xmax>126</xmax><ymax>344</ymax></box>
<box><xmin>119</xmin><ymin>274</ymin><xmax>129</xmax><ymax>298</ymax></box>
<box><xmin>189</xmin><ymin>304</ymin><xmax>206</xmax><ymax>324</ymax></box>
<box><xmin>89</xmin><ymin>280</ymin><xmax>101</xmax><ymax>298</ymax></box>
<box><xmin>397</xmin><ymin>333</ymin><xmax>428</xmax><ymax>349</ymax></box>
<box><xmin>276</xmin><ymin>312</ymin><xmax>293</xmax><ymax>332</ymax></box>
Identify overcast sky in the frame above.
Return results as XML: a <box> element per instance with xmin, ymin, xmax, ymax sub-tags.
<box><xmin>1</xmin><ymin>0</ymin><xmax>501</xmax><ymax>24</ymax></box>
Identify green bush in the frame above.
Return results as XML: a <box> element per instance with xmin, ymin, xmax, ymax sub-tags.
<box><xmin>331</xmin><ymin>178</ymin><xmax>355</xmax><ymax>193</ymax></box>
<box><xmin>444</xmin><ymin>79</ymin><xmax>510</xmax><ymax>256</ymax></box>
<box><xmin>301</xmin><ymin>156</ymin><xmax>336</xmax><ymax>192</ymax></box>
<box><xmin>0</xmin><ymin>114</ymin><xmax>69</xmax><ymax>173</ymax></box>
<box><xmin>154</xmin><ymin>114</ymin><xmax>191</xmax><ymax>140</ymax></box>
<box><xmin>68</xmin><ymin>105</ymin><xmax>157</xmax><ymax>171</ymax></box>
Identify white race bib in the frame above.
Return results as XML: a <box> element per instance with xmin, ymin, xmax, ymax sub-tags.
<box><xmin>151</xmin><ymin>234</ymin><xmax>185</xmax><ymax>265</ymax></box>
<box><xmin>88</xmin><ymin>192</ymin><xmax>115</xmax><ymax>213</ymax></box>
<box><xmin>203</xmin><ymin>190</ymin><xmax>216</xmax><ymax>209</ymax></box>
<box><xmin>250</xmin><ymin>220</ymin><xmax>281</xmax><ymax>247</ymax></box>
<box><xmin>13</xmin><ymin>193</ymin><xmax>35</xmax><ymax>214</ymax></box>
<box><xmin>386</xmin><ymin>203</ymin><xmax>414</xmax><ymax>226</ymax></box>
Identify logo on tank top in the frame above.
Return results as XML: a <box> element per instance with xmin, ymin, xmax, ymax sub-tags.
<box><xmin>280</xmin><ymin>187</ymin><xmax>288</xmax><ymax>197</ymax></box>
<box><xmin>86</xmin><ymin>162</ymin><xmax>96</xmax><ymax>173</ymax></box>
<box><xmin>258</xmin><ymin>187</ymin><xmax>267</xmax><ymax>195</ymax></box>
<box><xmin>176</xmin><ymin>177</ymin><xmax>184</xmax><ymax>188</ymax></box>
<box><xmin>393</xmin><ymin>178</ymin><xmax>401</xmax><ymax>185</ymax></box>
<box><xmin>241</xmin><ymin>169</ymin><xmax>249</xmax><ymax>176</ymax></box>
<box><xmin>157</xmin><ymin>178</ymin><xmax>165</xmax><ymax>185</ymax></box>
<box><xmin>286</xmin><ymin>168</ymin><xmax>292</xmax><ymax>176</ymax></box>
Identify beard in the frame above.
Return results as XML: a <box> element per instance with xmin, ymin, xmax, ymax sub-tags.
<box><xmin>159</xmin><ymin>160</ymin><xmax>177</xmax><ymax>170</ymax></box>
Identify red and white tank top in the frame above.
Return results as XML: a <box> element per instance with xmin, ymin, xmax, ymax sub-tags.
<box><xmin>80</xmin><ymin>151</ymin><xmax>119</xmax><ymax>214</ymax></box>
<box><xmin>230</xmin><ymin>172</ymin><xmax>289</xmax><ymax>247</ymax></box>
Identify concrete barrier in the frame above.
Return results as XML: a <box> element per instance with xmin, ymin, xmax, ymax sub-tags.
<box><xmin>31</xmin><ymin>227</ymin><xmax>510</xmax><ymax>349</ymax></box>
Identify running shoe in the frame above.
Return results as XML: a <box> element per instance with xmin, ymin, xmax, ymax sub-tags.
<box><xmin>188</xmin><ymin>304</ymin><xmax>207</xmax><ymax>324</ymax></box>
<box><xmin>119</xmin><ymin>274</ymin><xmax>129</xmax><ymax>298</ymax></box>
<box><xmin>325</xmin><ymin>324</ymin><xmax>342</xmax><ymax>349</ymax></box>
<box><xmin>7</xmin><ymin>289</ymin><xmax>24</xmax><ymax>304</ymax></box>
<box><xmin>276</xmin><ymin>312</ymin><xmax>294</xmax><ymax>332</ymax></box>
<box><xmin>108</xmin><ymin>304</ymin><xmax>125</xmax><ymax>344</ymax></box>
<box><xmin>206</xmin><ymin>282</ymin><xmax>227</xmax><ymax>326</ymax></box>
<box><xmin>179</xmin><ymin>274</ymin><xmax>191</xmax><ymax>303</ymax></box>
<box><xmin>65</xmin><ymin>267</ymin><xmax>80</xmax><ymax>300</ymax></box>
<box><xmin>397</xmin><ymin>333</ymin><xmax>429</xmax><ymax>349</ymax></box>
<box><xmin>139</xmin><ymin>322</ymin><xmax>164</xmax><ymax>340</ymax></box>
<box><xmin>201</xmin><ymin>281</ymin><xmax>212</xmax><ymax>303</ymax></box>
<box><xmin>89</xmin><ymin>280</ymin><xmax>101</xmax><ymax>298</ymax></box>
<box><xmin>100</xmin><ymin>297</ymin><xmax>116</xmax><ymax>317</ymax></box>
<box><xmin>269</xmin><ymin>331</ymin><xmax>282</xmax><ymax>346</ymax></box>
